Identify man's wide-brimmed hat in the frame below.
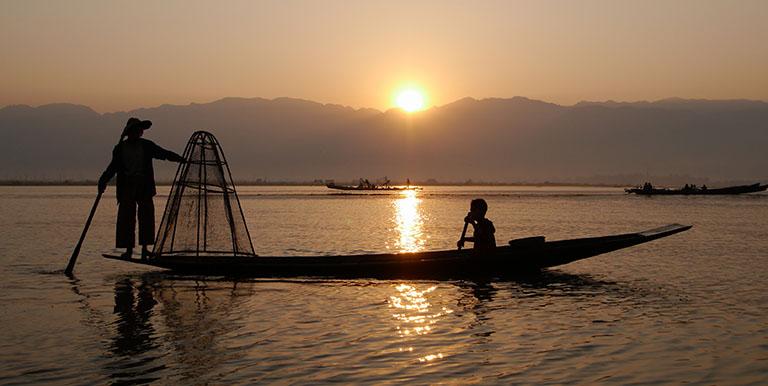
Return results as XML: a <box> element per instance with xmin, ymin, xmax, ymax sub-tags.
<box><xmin>124</xmin><ymin>117</ymin><xmax>152</xmax><ymax>131</ymax></box>
<box><xmin>120</xmin><ymin>117</ymin><xmax>152</xmax><ymax>138</ymax></box>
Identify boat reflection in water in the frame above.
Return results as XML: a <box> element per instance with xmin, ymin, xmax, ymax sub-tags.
<box><xmin>66</xmin><ymin>269</ymin><xmax>634</xmax><ymax>383</ymax></box>
<box><xmin>104</xmin><ymin>274</ymin><xmax>255</xmax><ymax>384</ymax></box>
<box><xmin>392</xmin><ymin>190</ymin><xmax>426</xmax><ymax>253</ymax></box>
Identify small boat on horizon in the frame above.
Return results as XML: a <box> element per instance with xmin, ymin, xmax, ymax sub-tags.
<box><xmin>326</xmin><ymin>178</ymin><xmax>422</xmax><ymax>191</ymax></box>
<box><xmin>625</xmin><ymin>182</ymin><xmax>768</xmax><ymax>196</ymax></box>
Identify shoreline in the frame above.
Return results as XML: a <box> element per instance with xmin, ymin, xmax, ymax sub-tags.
<box><xmin>3</xmin><ymin>180</ymin><xmax>763</xmax><ymax>188</ymax></box>
<box><xmin>0</xmin><ymin>180</ymin><xmax>630</xmax><ymax>188</ymax></box>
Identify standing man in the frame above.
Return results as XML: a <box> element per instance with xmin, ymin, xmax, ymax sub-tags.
<box><xmin>98</xmin><ymin>118</ymin><xmax>185</xmax><ymax>260</ymax></box>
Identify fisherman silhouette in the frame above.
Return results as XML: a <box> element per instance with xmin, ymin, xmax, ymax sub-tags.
<box><xmin>98</xmin><ymin>118</ymin><xmax>184</xmax><ymax>260</ymax></box>
<box><xmin>457</xmin><ymin>198</ymin><xmax>496</xmax><ymax>251</ymax></box>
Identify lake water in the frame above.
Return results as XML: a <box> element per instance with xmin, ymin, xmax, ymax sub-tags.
<box><xmin>1</xmin><ymin>186</ymin><xmax>767</xmax><ymax>384</ymax></box>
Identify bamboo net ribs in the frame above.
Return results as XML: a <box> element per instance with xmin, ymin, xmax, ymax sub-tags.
<box><xmin>153</xmin><ymin>131</ymin><xmax>256</xmax><ymax>258</ymax></box>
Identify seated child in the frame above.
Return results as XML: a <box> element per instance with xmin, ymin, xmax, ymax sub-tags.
<box><xmin>457</xmin><ymin>198</ymin><xmax>496</xmax><ymax>250</ymax></box>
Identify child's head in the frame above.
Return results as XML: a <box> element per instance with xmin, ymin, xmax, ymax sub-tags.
<box><xmin>470</xmin><ymin>198</ymin><xmax>488</xmax><ymax>218</ymax></box>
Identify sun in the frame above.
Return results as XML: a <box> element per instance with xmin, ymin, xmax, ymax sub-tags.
<box><xmin>395</xmin><ymin>89</ymin><xmax>426</xmax><ymax>112</ymax></box>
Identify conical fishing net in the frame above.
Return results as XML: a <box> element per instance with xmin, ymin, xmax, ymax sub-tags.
<box><xmin>153</xmin><ymin>131</ymin><xmax>256</xmax><ymax>257</ymax></box>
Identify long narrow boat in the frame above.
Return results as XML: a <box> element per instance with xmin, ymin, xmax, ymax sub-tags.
<box><xmin>626</xmin><ymin>183</ymin><xmax>767</xmax><ymax>196</ymax></box>
<box><xmin>103</xmin><ymin>224</ymin><xmax>691</xmax><ymax>279</ymax></box>
<box><xmin>326</xmin><ymin>182</ymin><xmax>421</xmax><ymax>191</ymax></box>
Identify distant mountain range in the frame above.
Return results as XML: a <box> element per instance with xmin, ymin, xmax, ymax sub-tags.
<box><xmin>1</xmin><ymin>97</ymin><xmax>767</xmax><ymax>185</ymax></box>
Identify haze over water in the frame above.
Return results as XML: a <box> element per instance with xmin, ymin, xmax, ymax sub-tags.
<box><xmin>1</xmin><ymin>186</ymin><xmax>767</xmax><ymax>384</ymax></box>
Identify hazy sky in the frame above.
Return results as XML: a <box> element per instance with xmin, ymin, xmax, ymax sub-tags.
<box><xmin>2</xmin><ymin>0</ymin><xmax>767</xmax><ymax>112</ymax></box>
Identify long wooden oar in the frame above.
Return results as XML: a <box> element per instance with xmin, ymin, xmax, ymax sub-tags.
<box><xmin>64</xmin><ymin>130</ymin><xmax>128</xmax><ymax>275</ymax></box>
<box><xmin>64</xmin><ymin>191</ymin><xmax>103</xmax><ymax>275</ymax></box>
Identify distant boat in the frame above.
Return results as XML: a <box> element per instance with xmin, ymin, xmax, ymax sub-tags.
<box><xmin>103</xmin><ymin>224</ymin><xmax>691</xmax><ymax>278</ymax></box>
<box><xmin>326</xmin><ymin>178</ymin><xmax>421</xmax><ymax>191</ymax></box>
<box><xmin>626</xmin><ymin>182</ymin><xmax>768</xmax><ymax>195</ymax></box>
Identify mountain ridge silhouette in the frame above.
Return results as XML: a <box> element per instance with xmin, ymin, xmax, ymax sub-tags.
<box><xmin>2</xmin><ymin>96</ymin><xmax>767</xmax><ymax>184</ymax></box>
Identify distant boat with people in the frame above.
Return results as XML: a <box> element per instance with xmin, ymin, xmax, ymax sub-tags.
<box><xmin>326</xmin><ymin>178</ymin><xmax>422</xmax><ymax>191</ymax></box>
<box><xmin>626</xmin><ymin>182</ymin><xmax>768</xmax><ymax>195</ymax></box>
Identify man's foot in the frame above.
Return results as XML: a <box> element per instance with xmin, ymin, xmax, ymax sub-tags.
<box><xmin>120</xmin><ymin>249</ymin><xmax>133</xmax><ymax>259</ymax></box>
<box><xmin>141</xmin><ymin>249</ymin><xmax>153</xmax><ymax>260</ymax></box>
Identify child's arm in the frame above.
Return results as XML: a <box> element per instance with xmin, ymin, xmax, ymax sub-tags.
<box><xmin>460</xmin><ymin>222</ymin><xmax>478</xmax><ymax>243</ymax></box>
<box><xmin>457</xmin><ymin>218</ymin><xmax>477</xmax><ymax>248</ymax></box>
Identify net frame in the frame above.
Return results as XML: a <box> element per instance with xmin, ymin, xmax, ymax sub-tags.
<box><xmin>153</xmin><ymin>131</ymin><xmax>256</xmax><ymax>258</ymax></box>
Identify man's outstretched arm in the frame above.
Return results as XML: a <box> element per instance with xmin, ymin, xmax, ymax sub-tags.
<box><xmin>149</xmin><ymin>142</ymin><xmax>185</xmax><ymax>163</ymax></box>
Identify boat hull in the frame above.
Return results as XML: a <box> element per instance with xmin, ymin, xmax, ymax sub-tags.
<box><xmin>103</xmin><ymin>224</ymin><xmax>691</xmax><ymax>279</ymax></box>
<box><xmin>326</xmin><ymin>184</ymin><xmax>420</xmax><ymax>191</ymax></box>
<box><xmin>626</xmin><ymin>183</ymin><xmax>767</xmax><ymax>196</ymax></box>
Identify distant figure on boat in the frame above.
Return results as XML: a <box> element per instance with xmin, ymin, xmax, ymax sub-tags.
<box><xmin>643</xmin><ymin>182</ymin><xmax>653</xmax><ymax>192</ymax></box>
<box><xmin>457</xmin><ymin>198</ymin><xmax>496</xmax><ymax>251</ymax></box>
<box><xmin>98</xmin><ymin>118</ymin><xmax>185</xmax><ymax>260</ymax></box>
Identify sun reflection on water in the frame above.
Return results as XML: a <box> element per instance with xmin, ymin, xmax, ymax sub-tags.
<box><xmin>392</xmin><ymin>190</ymin><xmax>426</xmax><ymax>252</ymax></box>
<box><xmin>389</xmin><ymin>283</ymin><xmax>453</xmax><ymax>364</ymax></box>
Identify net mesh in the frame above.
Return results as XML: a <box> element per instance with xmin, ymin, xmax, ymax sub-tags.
<box><xmin>153</xmin><ymin>131</ymin><xmax>256</xmax><ymax>258</ymax></box>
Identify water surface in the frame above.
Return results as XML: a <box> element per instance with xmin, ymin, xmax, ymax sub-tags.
<box><xmin>1</xmin><ymin>186</ymin><xmax>767</xmax><ymax>384</ymax></box>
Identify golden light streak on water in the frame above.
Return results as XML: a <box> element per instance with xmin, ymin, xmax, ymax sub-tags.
<box><xmin>393</xmin><ymin>190</ymin><xmax>426</xmax><ymax>252</ymax></box>
<box><xmin>389</xmin><ymin>283</ymin><xmax>452</xmax><ymax>363</ymax></box>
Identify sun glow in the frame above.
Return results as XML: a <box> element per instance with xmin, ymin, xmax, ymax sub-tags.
<box><xmin>394</xmin><ymin>89</ymin><xmax>426</xmax><ymax>112</ymax></box>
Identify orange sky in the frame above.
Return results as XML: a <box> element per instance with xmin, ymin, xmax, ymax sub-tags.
<box><xmin>2</xmin><ymin>0</ymin><xmax>767</xmax><ymax>112</ymax></box>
